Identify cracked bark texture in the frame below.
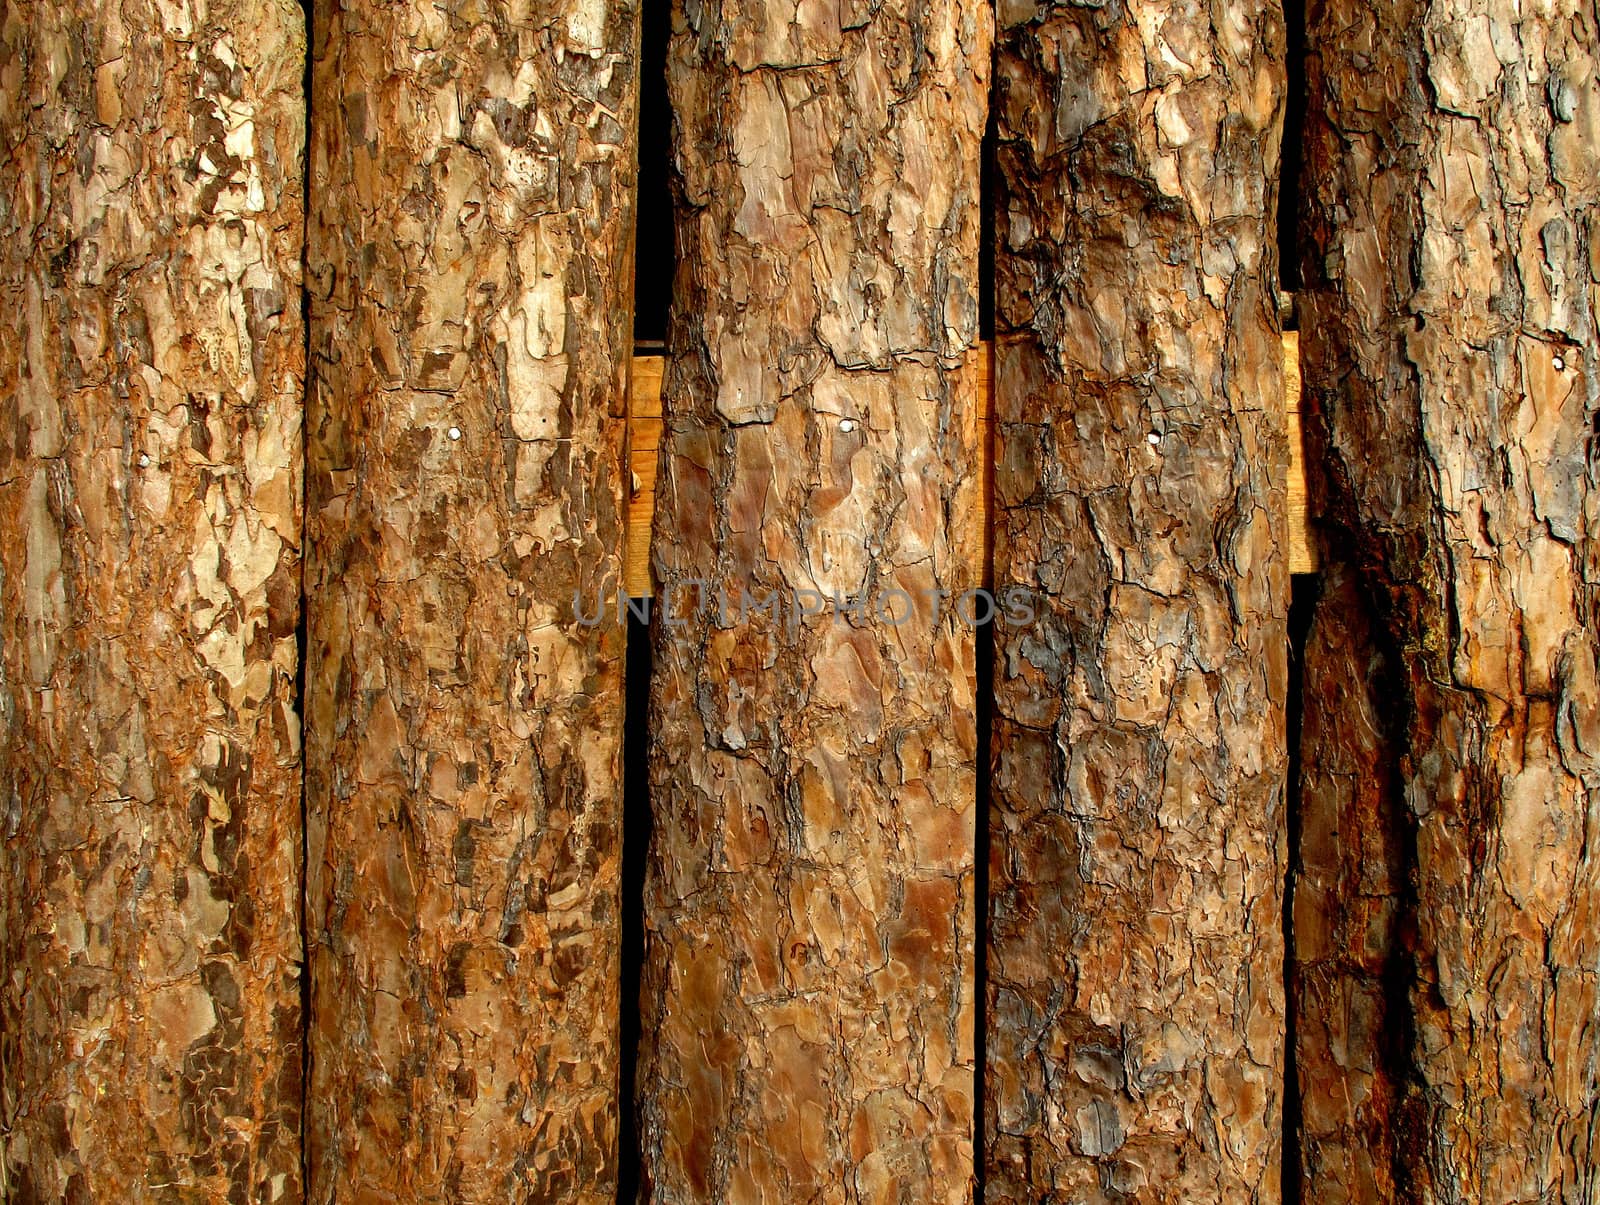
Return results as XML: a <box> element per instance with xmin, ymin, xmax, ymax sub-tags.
<box><xmin>1297</xmin><ymin>0</ymin><xmax>1600</xmax><ymax>1197</ymax></box>
<box><xmin>0</xmin><ymin>0</ymin><xmax>306</xmax><ymax>1198</ymax></box>
<box><xmin>1290</xmin><ymin>567</ymin><xmax>1406</xmax><ymax>1202</ymax></box>
<box><xmin>304</xmin><ymin>0</ymin><xmax>636</xmax><ymax>1198</ymax></box>
<box><xmin>987</xmin><ymin>0</ymin><xmax>1289</xmax><ymax>1199</ymax></box>
<box><xmin>637</xmin><ymin>0</ymin><xmax>990</xmax><ymax>1199</ymax></box>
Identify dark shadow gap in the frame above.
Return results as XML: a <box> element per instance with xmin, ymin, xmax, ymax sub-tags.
<box><xmin>621</xmin><ymin>0</ymin><xmax>671</xmax><ymax>1192</ymax></box>
<box><xmin>1282</xmin><ymin>574</ymin><xmax>1316</xmax><ymax>1204</ymax></box>
<box><xmin>973</xmin><ymin>616</ymin><xmax>994</xmax><ymax>1203</ymax></box>
<box><xmin>1278</xmin><ymin>0</ymin><xmax>1308</xmax><ymax>297</ymax></box>
<box><xmin>1280</xmin><ymin>0</ymin><xmax>1310</xmax><ymax>1195</ymax></box>
<box><xmin>978</xmin><ymin>78</ymin><xmax>996</xmax><ymax>346</ymax></box>
<box><xmin>972</xmin><ymin>70</ymin><xmax>999</xmax><ymax>1202</ymax></box>
<box><xmin>617</xmin><ymin>613</ymin><xmax>653</xmax><ymax>1203</ymax></box>
<box><xmin>632</xmin><ymin>0</ymin><xmax>675</xmax><ymax>349</ymax></box>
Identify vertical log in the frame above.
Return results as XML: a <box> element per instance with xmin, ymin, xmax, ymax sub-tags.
<box><xmin>0</xmin><ymin>0</ymin><xmax>306</xmax><ymax>1197</ymax></box>
<box><xmin>1298</xmin><ymin>0</ymin><xmax>1600</xmax><ymax>1196</ymax></box>
<box><xmin>637</xmin><ymin>0</ymin><xmax>991</xmax><ymax>1198</ymax></box>
<box><xmin>986</xmin><ymin>0</ymin><xmax>1290</xmax><ymax>1197</ymax></box>
<box><xmin>304</xmin><ymin>0</ymin><xmax>637</xmax><ymax>1197</ymax></box>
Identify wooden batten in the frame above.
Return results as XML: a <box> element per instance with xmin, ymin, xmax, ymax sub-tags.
<box><xmin>627</xmin><ymin>333</ymin><xmax>1315</xmax><ymax>598</ymax></box>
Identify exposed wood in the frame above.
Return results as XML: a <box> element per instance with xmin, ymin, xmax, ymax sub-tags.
<box><xmin>1297</xmin><ymin>0</ymin><xmax>1600</xmax><ymax>1195</ymax></box>
<box><xmin>626</xmin><ymin>352</ymin><xmax>664</xmax><ymax>599</ymax></box>
<box><xmin>636</xmin><ymin>0</ymin><xmax>991</xmax><ymax>1197</ymax></box>
<box><xmin>985</xmin><ymin>0</ymin><xmax>1290</xmax><ymax>1197</ymax></box>
<box><xmin>0</xmin><ymin>0</ymin><xmax>307</xmax><ymax>1197</ymax></box>
<box><xmin>1284</xmin><ymin>330</ymin><xmax>1314</xmax><ymax>575</ymax></box>
<box><xmin>303</xmin><ymin>0</ymin><xmax>638</xmax><ymax>1197</ymax></box>
<box><xmin>627</xmin><ymin>335</ymin><xmax>1312</xmax><ymax>596</ymax></box>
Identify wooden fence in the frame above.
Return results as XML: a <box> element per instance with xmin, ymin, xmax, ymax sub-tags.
<box><xmin>1</xmin><ymin>0</ymin><xmax>1595</xmax><ymax>1199</ymax></box>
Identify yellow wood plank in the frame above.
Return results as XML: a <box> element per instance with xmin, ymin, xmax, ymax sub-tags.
<box><xmin>1284</xmin><ymin>329</ymin><xmax>1316</xmax><ymax>575</ymax></box>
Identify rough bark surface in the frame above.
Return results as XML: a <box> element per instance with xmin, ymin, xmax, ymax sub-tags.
<box><xmin>0</xmin><ymin>0</ymin><xmax>306</xmax><ymax>1197</ymax></box>
<box><xmin>1290</xmin><ymin>568</ymin><xmax>1405</xmax><ymax>1203</ymax></box>
<box><xmin>304</xmin><ymin>0</ymin><xmax>636</xmax><ymax>1198</ymax></box>
<box><xmin>1298</xmin><ymin>0</ymin><xmax>1600</xmax><ymax>1197</ymax></box>
<box><xmin>637</xmin><ymin>0</ymin><xmax>991</xmax><ymax>1199</ymax></box>
<box><xmin>986</xmin><ymin>0</ymin><xmax>1290</xmax><ymax>1198</ymax></box>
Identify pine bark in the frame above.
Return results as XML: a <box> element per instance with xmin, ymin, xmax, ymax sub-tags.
<box><xmin>0</xmin><ymin>0</ymin><xmax>307</xmax><ymax>1198</ymax></box>
<box><xmin>637</xmin><ymin>0</ymin><xmax>991</xmax><ymax>1199</ymax></box>
<box><xmin>304</xmin><ymin>0</ymin><xmax>637</xmax><ymax>1198</ymax></box>
<box><xmin>986</xmin><ymin>0</ymin><xmax>1290</xmax><ymax>1198</ymax></box>
<box><xmin>1297</xmin><ymin>0</ymin><xmax>1600</xmax><ymax>1197</ymax></box>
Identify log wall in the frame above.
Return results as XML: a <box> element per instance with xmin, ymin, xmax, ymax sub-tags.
<box><xmin>1</xmin><ymin>0</ymin><xmax>1594</xmax><ymax>1197</ymax></box>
